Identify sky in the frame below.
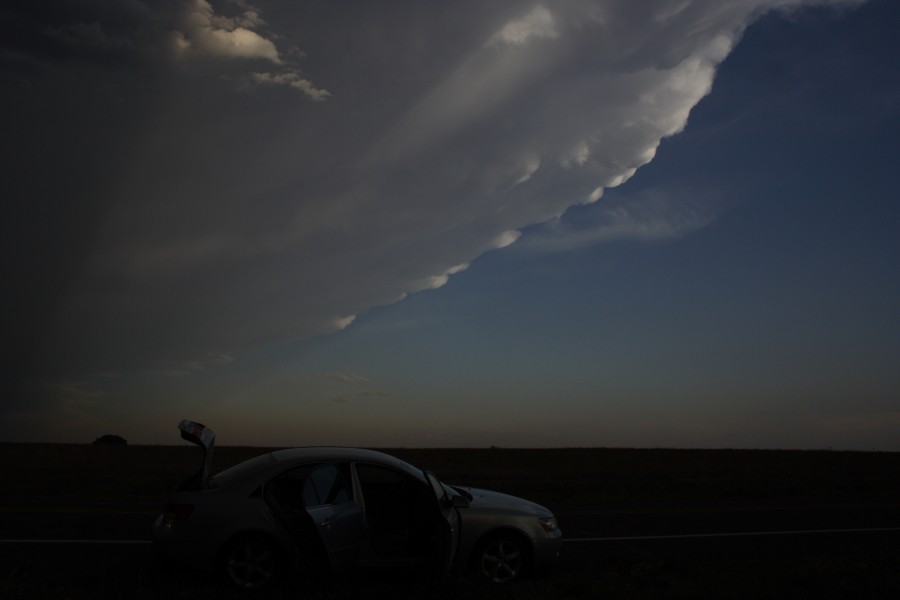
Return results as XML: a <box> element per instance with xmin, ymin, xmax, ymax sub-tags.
<box><xmin>2</xmin><ymin>0</ymin><xmax>898</xmax><ymax>449</ymax></box>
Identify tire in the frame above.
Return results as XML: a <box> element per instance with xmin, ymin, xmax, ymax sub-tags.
<box><xmin>474</xmin><ymin>533</ymin><xmax>530</xmax><ymax>584</ymax></box>
<box><xmin>220</xmin><ymin>537</ymin><xmax>283</xmax><ymax>590</ymax></box>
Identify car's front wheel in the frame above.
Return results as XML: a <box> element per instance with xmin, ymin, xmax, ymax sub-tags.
<box><xmin>475</xmin><ymin>533</ymin><xmax>529</xmax><ymax>584</ymax></box>
<box><xmin>220</xmin><ymin>537</ymin><xmax>283</xmax><ymax>590</ymax></box>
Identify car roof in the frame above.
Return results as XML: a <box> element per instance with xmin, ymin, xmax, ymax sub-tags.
<box><xmin>271</xmin><ymin>447</ymin><xmax>426</xmax><ymax>480</ymax></box>
<box><xmin>210</xmin><ymin>447</ymin><xmax>429</xmax><ymax>490</ymax></box>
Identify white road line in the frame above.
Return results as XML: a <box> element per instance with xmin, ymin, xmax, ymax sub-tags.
<box><xmin>565</xmin><ymin>526</ymin><xmax>900</xmax><ymax>542</ymax></box>
<box><xmin>5</xmin><ymin>527</ymin><xmax>898</xmax><ymax>546</ymax></box>
<box><xmin>0</xmin><ymin>539</ymin><xmax>152</xmax><ymax>544</ymax></box>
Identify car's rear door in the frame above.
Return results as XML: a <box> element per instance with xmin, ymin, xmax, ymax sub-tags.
<box><xmin>264</xmin><ymin>462</ymin><xmax>364</xmax><ymax>572</ymax></box>
<box><xmin>303</xmin><ymin>463</ymin><xmax>364</xmax><ymax>569</ymax></box>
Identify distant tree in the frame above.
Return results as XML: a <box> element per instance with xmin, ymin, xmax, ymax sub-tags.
<box><xmin>93</xmin><ymin>434</ymin><xmax>127</xmax><ymax>446</ymax></box>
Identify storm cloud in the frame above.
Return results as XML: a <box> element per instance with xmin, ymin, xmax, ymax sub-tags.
<box><xmin>2</xmin><ymin>0</ymin><xmax>865</xmax><ymax>407</ymax></box>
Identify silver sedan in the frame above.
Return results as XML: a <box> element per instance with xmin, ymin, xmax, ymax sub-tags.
<box><xmin>153</xmin><ymin>421</ymin><xmax>562</xmax><ymax>589</ymax></box>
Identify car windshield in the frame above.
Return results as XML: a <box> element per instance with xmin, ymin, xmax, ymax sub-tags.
<box><xmin>209</xmin><ymin>453</ymin><xmax>276</xmax><ymax>488</ymax></box>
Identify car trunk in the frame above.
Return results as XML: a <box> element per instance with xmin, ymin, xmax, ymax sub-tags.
<box><xmin>177</xmin><ymin>419</ymin><xmax>216</xmax><ymax>491</ymax></box>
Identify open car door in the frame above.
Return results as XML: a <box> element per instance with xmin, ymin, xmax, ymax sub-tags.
<box><xmin>263</xmin><ymin>462</ymin><xmax>364</xmax><ymax>574</ymax></box>
<box><xmin>425</xmin><ymin>471</ymin><xmax>461</xmax><ymax>577</ymax></box>
<box><xmin>177</xmin><ymin>419</ymin><xmax>215</xmax><ymax>491</ymax></box>
<box><xmin>302</xmin><ymin>463</ymin><xmax>364</xmax><ymax>571</ymax></box>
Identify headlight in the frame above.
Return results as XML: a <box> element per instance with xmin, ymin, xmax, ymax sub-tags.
<box><xmin>538</xmin><ymin>517</ymin><xmax>558</xmax><ymax>533</ymax></box>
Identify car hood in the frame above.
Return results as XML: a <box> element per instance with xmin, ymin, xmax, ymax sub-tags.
<box><xmin>455</xmin><ymin>486</ymin><xmax>552</xmax><ymax>517</ymax></box>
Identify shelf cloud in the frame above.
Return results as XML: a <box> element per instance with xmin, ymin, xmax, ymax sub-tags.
<box><xmin>2</xmin><ymin>0</ymin><xmax>866</xmax><ymax>404</ymax></box>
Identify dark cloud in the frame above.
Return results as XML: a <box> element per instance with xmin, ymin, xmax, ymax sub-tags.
<box><xmin>2</xmin><ymin>0</ymin><xmax>867</xmax><ymax>425</ymax></box>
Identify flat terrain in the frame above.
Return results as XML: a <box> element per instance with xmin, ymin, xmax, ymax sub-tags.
<box><xmin>4</xmin><ymin>444</ymin><xmax>900</xmax><ymax>509</ymax></box>
<box><xmin>2</xmin><ymin>444</ymin><xmax>899</xmax><ymax>598</ymax></box>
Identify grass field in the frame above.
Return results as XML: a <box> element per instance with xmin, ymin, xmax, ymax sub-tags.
<box><xmin>2</xmin><ymin>444</ymin><xmax>900</xmax><ymax>598</ymax></box>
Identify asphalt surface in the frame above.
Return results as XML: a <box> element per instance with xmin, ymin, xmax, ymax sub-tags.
<box><xmin>557</xmin><ymin>503</ymin><xmax>900</xmax><ymax>540</ymax></box>
<box><xmin>2</xmin><ymin>502</ymin><xmax>899</xmax><ymax>542</ymax></box>
<box><xmin>2</xmin><ymin>503</ymin><xmax>899</xmax><ymax>598</ymax></box>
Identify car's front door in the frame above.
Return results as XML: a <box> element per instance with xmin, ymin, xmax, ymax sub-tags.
<box><xmin>353</xmin><ymin>463</ymin><xmax>459</xmax><ymax>573</ymax></box>
<box><xmin>425</xmin><ymin>471</ymin><xmax>460</xmax><ymax>576</ymax></box>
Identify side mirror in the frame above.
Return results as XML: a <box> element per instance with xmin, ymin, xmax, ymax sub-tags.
<box><xmin>451</xmin><ymin>494</ymin><xmax>470</xmax><ymax>509</ymax></box>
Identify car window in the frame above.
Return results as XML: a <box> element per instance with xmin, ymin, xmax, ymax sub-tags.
<box><xmin>267</xmin><ymin>462</ymin><xmax>352</xmax><ymax>511</ymax></box>
<box><xmin>356</xmin><ymin>463</ymin><xmax>405</xmax><ymax>486</ymax></box>
<box><xmin>266</xmin><ymin>465</ymin><xmax>311</xmax><ymax>512</ymax></box>
<box><xmin>306</xmin><ymin>463</ymin><xmax>351</xmax><ymax>506</ymax></box>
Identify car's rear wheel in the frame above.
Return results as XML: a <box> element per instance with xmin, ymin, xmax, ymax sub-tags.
<box><xmin>475</xmin><ymin>533</ymin><xmax>529</xmax><ymax>584</ymax></box>
<box><xmin>221</xmin><ymin>537</ymin><xmax>282</xmax><ymax>590</ymax></box>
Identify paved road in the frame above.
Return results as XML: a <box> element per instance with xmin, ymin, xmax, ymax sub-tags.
<box><xmin>2</xmin><ymin>503</ymin><xmax>898</xmax><ymax>598</ymax></box>
<box><xmin>2</xmin><ymin>502</ymin><xmax>898</xmax><ymax>542</ymax></box>
<box><xmin>557</xmin><ymin>503</ymin><xmax>900</xmax><ymax>540</ymax></box>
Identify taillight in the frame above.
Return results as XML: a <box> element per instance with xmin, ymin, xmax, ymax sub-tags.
<box><xmin>164</xmin><ymin>503</ymin><xmax>194</xmax><ymax>521</ymax></box>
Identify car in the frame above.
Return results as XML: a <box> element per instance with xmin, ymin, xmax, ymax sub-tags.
<box><xmin>153</xmin><ymin>420</ymin><xmax>562</xmax><ymax>589</ymax></box>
